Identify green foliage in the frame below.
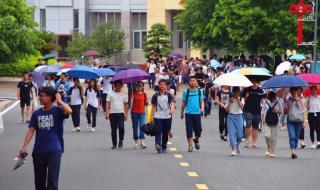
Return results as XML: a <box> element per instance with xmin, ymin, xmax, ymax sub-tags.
<box><xmin>0</xmin><ymin>54</ymin><xmax>39</xmax><ymax>77</ymax></box>
<box><xmin>144</xmin><ymin>23</ymin><xmax>172</xmax><ymax>58</ymax></box>
<box><xmin>91</xmin><ymin>24</ymin><xmax>125</xmax><ymax>58</ymax></box>
<box><xmin>0</xmin><ymin>0</ymin><xmax>41</xmax><ymax>64</ymax></box>
<box><xmin>66</xmin><ymin>32</ymin><xmax>93</xmax><ymax>58</ymax></box>
<box><xmin>176</xmin><ymin>0</ymin><xmax>317</xmax><ymax>55</ymax></box>
<box><xmin>37</xmin><ymin>30</ymin><xmax>61</xmax><ymax>55</ymax></box>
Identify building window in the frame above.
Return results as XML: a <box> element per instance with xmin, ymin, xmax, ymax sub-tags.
<box><xmin>40</xmin><ymin>9</ymin><xmax>46</xmax><ymax>30</ymax></box>
<box><xmin>90</xmin><ymin>12</ymin><xmax>121</xmax><ymax>31</ymax></box>
<box><xmin>178</xmin><ymin>30</ymin><xmax>184</xmax><ymax>48</ymax></box>
<box><xmin>132</xmin><ymin>12</ymin><xmax>147</xmax><ymax>49</ymax></box>
<box><xmin>73</xmin><ymin>9</ymin><xmax>79</xmax><ymax>31</ymax></box>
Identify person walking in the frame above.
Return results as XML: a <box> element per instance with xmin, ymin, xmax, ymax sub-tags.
<box><xmin>42</xmin><ymin>75</ymin><xmax>55</xmax><ymax>88</ymax></box>
<box><xmin>215</xmin><ymin>85</ymin><xmax>231</xmax><ymax>141</ymax></box>
<box><xmin>180</xmin><ymin>76</ymin><xmax>204</xmax><ymax>152</ymax></box>
<box><xmin>284</xmin><ymin>87</ymin><xmax>306</xmax><ymax>159</ymax></box>
<box><xmin>147</xmin><ymin>60</ymin><xmax>157</xmax><ymax>89</ymax></box>
<box><xmin>261</xmin><ymin>91</ymin><xmax>282</xmax><ymax>157</ymax></box>
<box><xmin>68</xmin><ymin>78</ymin><xmax>83</xmax><ymax>132</ymax></box>
<box><xmin>100</xmin><ymin>77</ymin><xmax>112</xmax><ymax>112</ymax></box>
<box><xmin>243</xmin><ymin>80</ymin><xmax>265</xmax><ymax>148</ymax></box>
<box><xmin>105</xmin><ymin>80</ymin><xmax>128</xmax><ymax>149</ymax></box>
<box><xmin>131</xmin><ymin>81</ymin><xmax>148</xmax><ymax>149</ymax></box>
<box><xmin>225</xmin><ymin>87</ymin><xmax>245</xmax><ymax>156</ymax></box>
<box><xmin>84</xmin><ymin>79</ymin><xmax>100</xmax><ymax>132</ymax></box>
<box><xmin>55</xmin><ymin>73</ymin><xmax>71</xmax><ymax>104</ymax></box>
<box><xmin>18</xmin><ymin>86</ymin><xmax>72</xmax><ymax>190</ymax></box>
<box><xmin>199</xmin><ymin>74</ymin><xmax>213</xmax><ymax>117</ymax></box>
<box><xmin>150</xmin><ymin>79</ymin><xmax>175</xmax><ymax>153</ymax></box>
<box><xmin>17</xmin><ymin>72</ymin><xmax>34</xmax><ymax>123</ymax></box>
<box><xmin>306</xmin><ymin>86</ymin><xmax>320</xmax><ymax>149</ymax></box>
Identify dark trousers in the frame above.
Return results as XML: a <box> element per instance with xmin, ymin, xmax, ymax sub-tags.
<box><xmin>185</xmin><ymin>114</ymin><xmax>202</xmax><ymax>139</ymax></box>
<box><xmin>219</xmin><ymin>108</ymin><xmax>228</xmax><ymax>136</ymax></box>
<box><xmin>86</xmin><ymin>104</ymin><xmax>97</xmax><ymax>128</ymax></box>
<box><xmin>109</xmin><ymin>113</ymin><xmax>125</xmax><ymax>146</ymax></box>
<box><xmin>308</xmin><ymin>113</ymin><xmax>320</xmax><ymax>142</ymax></box>
<box><xmin>70</xmin><ymin>105</ymin><xmax>81</xmax><ymax>127</ymax></box>
<box><xmin>204</xmin><ymin>97</ymin><xmax>211</xmax><ymax>116</ymax></box>
<box><xmin>154</xmin><ymin>118</ymin><xmax>172</xmax><ymax>150</ymax></box>
<box><xmin>148</xmin><ymin>73</ymin><xmax>155</xmax><ymax>89</ymax></box>
<box><xmin>33</xmin><ymin>152</ymin><xmax>62</xmax><ymax>190</ymax></box>
<box><xmin>101</xmin><ymin>93</ymin><xmax>108</xmax><ymax>112</ymax></box>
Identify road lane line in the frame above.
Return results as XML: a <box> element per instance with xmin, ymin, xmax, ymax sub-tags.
<box><xmin>169</xmin><ymin>148</ymin><xmax>177</xmax><ymax>152</ymax></box>
<box><xmin>196</xmin><ymin>184</ymin><xmax>209</xmax><ymax>190</ymax></box>
<box><xmin>187</xmin><ymin>172</ymin><xmax>198</xmax><ymax>177</ymax></box>
<box><xmin>0</xmin><ymin>100</ymin><xmax>20</xmax><ymax>116</ymax></box>
<box><xmin>174</xmin><ymin>154</ymin><xmax>183</xmax><ymax>159</ymax></box>
<box><xmin>180</xmin><ymin>162</ymin><xmax>190</xmax><ymax>167</ymax></box>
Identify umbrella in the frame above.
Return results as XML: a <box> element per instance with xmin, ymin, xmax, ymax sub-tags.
<box><xmin>275</xmin><ymin>61</ymin><xmax>292</xmax><ymax>75</ymax></box>
<box><xmin>37</xmin><ymin>65</ymin><xmax>60</xmax><ymax>73</ymax></box>
<box><xmin>123</xmin><ymin>63</ymin><xmax>139</xmax><ymax>69</ymax></box>
<box><xmin>261</xmin><ymin>75</ymin><xmax>308</xmax><ymax>89</ymax></box>
<box><xmin>109</xmin><ymin>66</ymin><xmax>127</xmax><ymax>73</ymax></box>
<box><xmin>42</xmin><ymin>53</ymin><xmax>56</xmax><ymax>60</ymax></box>
<box><xmin>168</xmin><ymin>53</ymin><xmax>183</xmax><ymax>59</ymax></box>
<box><xmin>289</xmin><ymin>54</ymin><xmax>306</xmax><ymax>60</ymax></box>
<box><xmin>110</xmin><ymin>69</ymin><xmax>149</xmax><ymax>84</ymax></box>
<box><xmin>13</xmin><ymin>153</ymin><xmax>28</xmax><ymax>171</ymax></box>
<box><xmin>231</xmin><ymin>67</ymin><xmax>272</xmax><ymax>81</ymax></box>
<box><xmin>95</xmin><ymin>68</ymin><xmax>115</xmax><ymax>77</ymax></box>
<box><xmin>52</xmin><ymin>63</ymin><xmax>62</xmax><ymax>69</ymax></box>
<box><xmin>213</xmin><ymin>73</ymin><xmax>253</xmax><ymax>87</ymax></box>
<box><xmin>67</xmin><ymin>66</ymin><xmax>98</xmax><ymax>79</ymax></box>
<box><xmin>82</xmin><ymin>50</ymin><xmax>98</xmax><ymax>57</ymax></box>
<box><xmin>210</xmin><ymin>59</ymin><xmax>221</xmax><ymax>69</ymax></box>
<box><xmin>298</xmin><ymin>74</ymin><xmax>320</xmax><ymax>84</ymax></box>
<box><xmin>57</xmin><ymin>68</ymin><xmax>71</xmax><ymax>76</ymax></box>
<box><xmin>29</xmin><ymin>71</ymin><xmax>45</xmax><ymax>88</ymax></box>
<box><xmin>60</xmin><ymin>64</ymin><xmax>74</xmax><ymax>70</ymax></box>
<box><xmin>34</xmin><ymin>65</ymin><xmax>47</xmax><ymax>72</ymax></box>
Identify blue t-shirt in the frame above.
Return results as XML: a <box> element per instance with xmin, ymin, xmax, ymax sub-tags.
<box><xmin>182</xmin><ymin>89</ymin><xmax>204</xmax><ymax>114</ymax></box>
<box><xmin>29</xmin><ymin>106</ymin><xmax>66</xmax><ymax>154</ymax></box>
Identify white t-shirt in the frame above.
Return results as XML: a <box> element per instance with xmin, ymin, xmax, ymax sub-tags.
<box><xmin>102</xmin><ymin>78</ymin><xmax>112</xmax><ymax>94</ymax></box>
<box><xmin>161</xmin><ymin>75</ymin><xmax>169</xmax><ymax>80</ymax></box>
<box><xmin>85</xmin><ymin>88</ymin><xmax>99</xmax><ymax>108</ymax></box>
<box><xmin>70</xmin><ymin>88</ymin><xmax>82</xmax><ymax>105</ymax></box>
<box><xmin>106</xmin><ymin>91</ymin><xmax>128</xmax><ymax>113</ymax></box>
<box><xmin>228</xmin><ymin>98</ymin><xmax>245</xmax><ymax>114</ymax></box>
<box><xmin>148</xmin><ymin>63</ymin><xmax>156</xmax><ymax>73</ymax></box>
<box><xmin>309</xmin><ymin>96</ymin><xmax>320</xmax><ymax>113</ymax></box>
<box><xmin>202</xmin><ymin>65</ymin><xmax>208</xmax><ymax>74</ymax></box>
<box><xmin>155</xmin><ymin>73</ymin><xmax>162</xmax><ymax>86</ymax></box>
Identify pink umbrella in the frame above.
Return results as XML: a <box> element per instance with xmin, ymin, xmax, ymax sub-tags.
<box><xmin>82</xmin><ymin>50</ymin><xmax>98</xmax><ymax>57</ymax></box>
<box><xmin>60</xmin><ymin>64</ymin><xmax>74</xmax><ymax>70</ymax></box>
<box><xmin>298</xmin><ymin>74</ymin><xmax>320</xmax><ymax>84</ymax></box>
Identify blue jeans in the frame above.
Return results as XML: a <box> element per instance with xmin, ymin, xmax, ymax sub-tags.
<box><xmin>227</xmin><ymin>114</ymin><xmax>244</xmax><ymax>148</ymax></box>
<box><xmin>33</xmin><ymin>151</ymin><xmax>62</xmax><ymax>190</ymax></box>
<box><xmin>154</xmin><ymin>118</ymin><xmax>172</xmax><ymax>150</ymax></box>
<box><xmin>287</xmin><ymin>121</ymin><xmax>302</xmax><ymax>149</ymax></box>
<box><xmin>131</xmin><ymin>112</ymin><xmax>145</xmax><ymax>140</ymax></box>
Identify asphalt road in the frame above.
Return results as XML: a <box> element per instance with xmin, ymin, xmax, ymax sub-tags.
<box><xmin>1</xmin><ymin>98</ymin><xmax>320</xmax><ymax>190</ymax></box>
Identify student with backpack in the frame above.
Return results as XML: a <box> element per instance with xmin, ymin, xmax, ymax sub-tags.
<box><xmin>68</xmin><ymin>78</ymin><xmax>83</xmax><ymax>132</ymax></box>
<box><xmin>284</xmin><ymin>87</ymin><xmax>306</xmax><ymax>159</ymax></box>
<box><xmin>180</xmin><ymin>76</ymin><xmax>204</xmax><ymax>152</ymax></box>
<box><xmin>150</xmin><ymin>79</ymin><xmax>175</xmax><ymax>153</ymax></box>
<box><xmin>84</xmin><ymin>79</ymin><xmax>101</xmax><ymax>132</ymax></box>
<box><xmin>261</xmin><ymin>91</ymin><xmax>282</xmax><ymax>157</ymax></box>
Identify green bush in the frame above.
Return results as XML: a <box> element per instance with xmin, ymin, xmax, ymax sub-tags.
<box><xmin>0</xmin><ymin>55</ymin><xmax>39</xmax><ymax>77</ymax></box>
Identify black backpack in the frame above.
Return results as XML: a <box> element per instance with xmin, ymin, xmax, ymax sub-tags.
<box><xmin>185</xmin><ymin>89</ymin><xmax>202</xmax><ymax>108</ymax></box>
<box><xmin>265</xmin><ymin>101</ymin><xmax>279</xmax><ymax>126</ymax></box>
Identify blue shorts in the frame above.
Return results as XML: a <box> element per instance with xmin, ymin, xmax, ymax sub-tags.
<box><xmin>185</xmin><ymin>114</ymin><xmax>202</xmax><ymax>139</ymax></box>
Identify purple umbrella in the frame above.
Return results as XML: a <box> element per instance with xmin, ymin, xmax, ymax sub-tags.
<box><xmin>110</xmin><ymin>69</ymin><xmax>149</xmax><ymax>84</ymax></box>
<box><xmin>168</xmin><ymin>53</ymin><xmax>183</xmax><ymax>59</ymax></box>
<box><xmin>29</xmin><ymin>71</ymin><xmax>45</xmax><ymax>88</ymax></box>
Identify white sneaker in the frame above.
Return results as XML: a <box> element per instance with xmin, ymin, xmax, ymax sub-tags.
<box><xmin>76</xmin><ymin>127</ymin><xmax>80</xmax><ymax>132</ymax></box>
<box><xmin>91</xmin><ymin>127</ymin><xmax>95</xmax><ymax>132</ymax></box>
<box><xmin>230</xmin><ymin>151</ymin><xmax>237</xmax><ymax>156</ymax></box>
<box><xmin>135</xmin><ymin>144</ymin><xmax>140</xmax><ymax>149</ymax></box>
<box><xmin>311</xmin><ymin>144</ymin><xmax>316</xmax><ymax>149</ymax></box>
<box><xmin>72</xmin><ymin>128</ymin><xmax>78</xmax><ymax>132</ymax></box>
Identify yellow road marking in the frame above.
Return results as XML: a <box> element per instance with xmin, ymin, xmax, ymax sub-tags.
<box><xmin>180</xmin><ymin>162</ymin><xmax>190</xmax><ymax>167</ymax></box>
<box><xmin>187</xmin><ymin>172</ymin><xmax>198</xmax><ymax>177</ymax></box>
<box><xmin>196</xmin><ymin>184</ymin><xmax>209</xmax><ymax>190</ymax></box>
<box><xmin>169</xmin><ymin>148</ymin><xmax>177</xmax><ymax>152</ymax></box>
<box><xmin>174</xmin><ymin>154</ymin><xmax>183</xmax><ymax>159</ymax></box>
<box><xmin>167</xmin><ymin>141</ymin><xmax>172</xmax><ymax>145</ymax></box>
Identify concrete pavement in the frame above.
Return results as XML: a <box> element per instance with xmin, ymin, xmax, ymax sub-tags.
<box><xmin>0</xmin><ymin>96</ymin><xmax>320</xmax><ymax>190</ymax></box>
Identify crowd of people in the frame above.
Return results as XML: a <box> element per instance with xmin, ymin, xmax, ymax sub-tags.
<box><xmin>16</xmin><ymin>54</ymin><xmax>319</xmax><ymax>190</ymax></box>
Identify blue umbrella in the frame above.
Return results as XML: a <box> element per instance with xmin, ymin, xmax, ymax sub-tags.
<box><xmin>42</xmin><ymin>53</ymin><xmax>56</xmax><ymax>60</ymax></box>
<box><xmin>210</xmin><ymin>59</ymin><xmax>221</xmax><ymax>69</ymax></box>
<box><xmin>67</xmin><ymin>66</ymin><xmax>98</xmax><ymax>79</ymax></box>
<box><xmin>95</xmin><ymin>68</ymin><xmax>115</xmax><ymax>77</ymax></box>
<box><xmin>289</xmin><ymin>54</ymin><xmax>306</xmax><ymax>60</ymax></box>
<box><xmin>261</xmin><ymin>75</ymin><xmax>308</xmax><ymax>89</ymax></box>
<box><xmin>38</xmin><ymin>65</ymin><xmax>60</xmax><ymax>73</ymax></box>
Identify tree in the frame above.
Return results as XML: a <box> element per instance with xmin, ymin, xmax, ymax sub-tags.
<box><xmin>66</xmin><ymin>32</ymin><xmax>93</xmax><ymax>58</ymax></box>
<box><xmin>37</xmin><ymin>30</ymin><xmax>61</xmax><ymax>55</ymax></box>
<box><xmin>144</xmin><ymin>23</ymin><xmax>172</xmax><ymax>58</ymax></box>
<box><xmin>0</xmin><ymin>0</ymin><xmax>41</xmax><ymax>64</ymax></box>
<box><xmin>91</xmin><ymin>24</ymin><xmax>125</xmax><ymax>58</ymax></box>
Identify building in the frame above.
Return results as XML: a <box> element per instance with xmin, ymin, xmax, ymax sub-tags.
<box><xmin>26</xmin><ymin>0</ymin><xmax>200</xmax><ymax>64</ymax></box>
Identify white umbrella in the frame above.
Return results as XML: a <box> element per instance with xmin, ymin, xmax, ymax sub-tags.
<box><xmin>34</xmin><ymin>65</ymin><xmax>46</xmax><ymax>72</ymax></box>
<box><xmin>213</xmin><ymin>73</ymin><xmax>253</xmax><ymax>87</ymax></box>
<box><xmin>275</xmin><ymin>61</ymin><xmax>292</xmax><ymax>75</ymax></box>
